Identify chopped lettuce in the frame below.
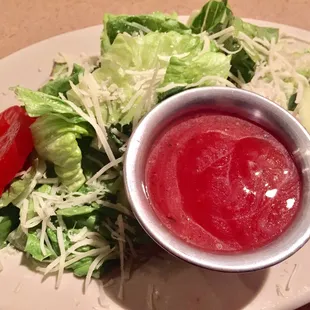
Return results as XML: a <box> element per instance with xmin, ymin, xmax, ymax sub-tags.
<box><xmin>0</xmin><ymin>167</ymin><xmax>36</xmax><ymax>208</ymax></box>
<box><xmin>288</xmin><ymin>93</ymin><xmax>297</xmax><ymax>111</ymax></box>
<box><xmin>232</xmin><ymin>17</ymin><xmax>279</xmax><ymax>63</ymax></box>
<box><xmin>31</xmin><ymin>115</ymin><xmax>94</xmax><ymax>191</ymax></box>
<box><xmin>0</xmin><ymin>216</ymin><xmax>14</xmax><ymax>248</ymax></box>
<box><xmin>46</xmin><ymin>228</ymin><xmax>70</xmax><ymax>254</ymax></box>
<box><xmin>70</xmin><ymin>31</ymin><xmax>203</xmax><ymax>126</ymax></box>
<box><xmin>0</xmin><ymin>205</ymin><xmax>19</xmax><ymax>248</ymax></box>
<box><xmin>68</xmin><ymin>257</ymin><xmax>97</xmax><ymax>278</ymax></box>
<box><xmin>189</xmin><ymin>0</ymin><xmax>232</xmax><ymax>34</ymax></box>
<box><xmin>232</xmin><ymin>18</ymin><xmax>279</xmax><ymax>42</ymax></box>
<box><xmin>162</xmin><ymin>52</ymin><xmax>231</xmax><ymax>84</ymax></box>
<box><xmin>7</xmin><ymin>226</ymin><xmax>27</xmax><ymax>251</ymax></box>
<box><xmin>13</xmin><ymin>87</ymin><xmax>78</xmax><ymax>117</ymax></box>
<box><xmin>227</xmin><ymin>18</ymin><xmax>279</xmax><ymax>82</ymax></box>
<box><xmin>101</xmin><ymin>12</ymin><xmax>191</xmax><ymax>52</ymax></box>
<box><xmin>158</xmin><ymin>51</ymin><xmax>231</xmax><ymax>99</ymax></box>
<box><xmin>56</xmin><ymin>204</ymin><xmax>99</xmax><ymax>217</ymax></box>
<box><xmin>25</xmin><ymin>232</ymin><xmax>53</xmax><ymax>261</ymax></box>
<box><xmin>225</xmin><ymin>39</ymin><xmax>256</xmax><ymax>83</ymax></box>
<box><xmin>39</xmin><ymin>64</ymin><xmax>84</xmax><ymax>97</ymax></box>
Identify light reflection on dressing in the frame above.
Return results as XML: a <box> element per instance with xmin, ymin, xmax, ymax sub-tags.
<box><xmin>243</xmin><ymin>186</ymin><xmax>256</xmax><ymax>196</ymax></box>
<box><xmin>286</xmin><ymin>198</ymin><xmax>296</xmax><ymax>209</ymax></box>
<box><xmin>265</xmin><ymin>189</ymin><xmax>278</xmax><ymax>198</ymax></box>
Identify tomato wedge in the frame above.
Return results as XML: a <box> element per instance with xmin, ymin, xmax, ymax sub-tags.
<box><xmin>0</xmin><ymin>106</ymin><xmax>35</xmax><ymax>195</ymax></box>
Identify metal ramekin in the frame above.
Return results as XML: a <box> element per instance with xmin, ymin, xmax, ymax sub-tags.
<box><xmin>124</xmin><ymin>87</ymin><xmax>310</xmax><ymax>272</ymax></box>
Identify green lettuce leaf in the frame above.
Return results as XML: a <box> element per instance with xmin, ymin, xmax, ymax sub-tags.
<box><xmin>101</xmin><ymin>12</ymin><xmax>191</xmax><ymax>52</ymax></box>
<box><xmin>158</xmin><ymin>52</ymin><xmax>231</xmax><ymax>99</ymax></box>
<box><xmin>87</xmin><ymin>31</ymin><xmax>203</xmax><ymax>125</ymax></box>
<box><xmin>67</xmin><ymin>257</ymin><xmax>97</xmax><ymax>278</ymax></box>
<box><xmin>31</xmin><ymin>115</ymin><xmax>94</xmax><ymax>191</ymax></box>
<box><xmin>56</xmin><ymin>204</ymin><xmax>100</xmax><ymax>217</ymax></box>
<box><xmin>46</xmin><ymin>228</ymin><xmax>70</xmax><ymax>255</ymax></box>
<box><xmin>163</xmin><ymin>52</ymin><xmax>231</xmax><ymax>84</ymax></box>
<box><xmin>0</xmin><ymin>216</ymin><xmax>13</xmax><ymax>248</ymax></box>
<box><xmin>0</xmin><ymin>205</ymin><xmax>20</xmax><ymax>248</ymax></box>
<box><xmin>68</xmin><ymin>31</ymin><xmax>203</xmax><ymax>126</ymax></box>
<box><xmin>45</xmin><ymin>227</ymin><xmax>104</xmax><ymax>278</ymax></box>
<box><xmin>13</xmin><ymin>87</ymin><xmax>78</xmax><ymax>117</ymax></box>
<box><xmin>25</xmin><ymin>232</ymin><xmax>52</xmax><ymax>261</ymax></box>
<box><xmin>224</xmin><ymin>38</ymin><xmax>256</xmax><ymax>83</ymax></box>
<box><xmin>7</xmin><ymin>226</ymin><xmax>27</xmax><ymax>251</ymax></box>
<box><xmin>0</xmin><ymin>167</ymin><xmax>36</xmax><ymax>208</ymax></box>
<box><xmin>288</xmin><ymin>93</ymin><xmax>297</xmax><ymax>111</ymax></box>
<box><xmin>227</xmin><ymin>18</ymin><xmax>279</xmax><ymax>82</ymax></box>
<box><xmin>189</xmin><ymin>0</ymin><xmax>232</xmax><ymax>34</ymax></box>
<box><xmin>232</xmin><ymin>18</ymin><xmax>279</xmax><ymax>42</ymax></box>
<box><xmin>39</xmin><ymin>64</ymin><xmax>84</xmax><ymax>97</ymax></box>
<box><xmin>64</xmin><ymin>214</ymin><xmax>98</xmax><ymax>231</ymax></box>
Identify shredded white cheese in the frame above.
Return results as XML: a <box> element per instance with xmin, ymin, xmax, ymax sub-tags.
<box><xmin>56</xmin><ymin>227</ymin><xmax>66</xmax><ymax>289</ymax></box>
<box><xmin>59</xmin><ymin>94</ymin><xmax>115</xmax><ymax>162</ymax></box>
<box><xmin>86</xmin><ymin>156</ymin><xmax>123</xmax><ymax>185</ymax></box>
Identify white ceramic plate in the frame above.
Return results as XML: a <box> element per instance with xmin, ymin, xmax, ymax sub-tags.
<box><xmin>1</xmin><ymin>17</ymin><xmax>310</xmax><ymax>310</ymax></box>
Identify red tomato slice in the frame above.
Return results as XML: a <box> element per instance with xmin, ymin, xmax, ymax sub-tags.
<box><xmin>0</xmin><ymin>106</ymin><xmax>35</xmax><ymax>195</ymax></box>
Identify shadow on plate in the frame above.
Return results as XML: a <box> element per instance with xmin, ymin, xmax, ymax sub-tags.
<box><xmin>103</xmin><ymin>248</ymin><xmax>269</xmax><ymax>310</ymax></box>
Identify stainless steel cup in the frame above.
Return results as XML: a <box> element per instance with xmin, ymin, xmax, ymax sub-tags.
<box><xmin>124</xmin><ymin>87</ymin><xmax>310</xmax><ymax>272</ymax></box>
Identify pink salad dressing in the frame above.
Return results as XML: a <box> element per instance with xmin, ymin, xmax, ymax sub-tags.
<box><xmin>145</xmin><ymin>112</ymin><xmax>301</xmax><ymax>252</ymax></box>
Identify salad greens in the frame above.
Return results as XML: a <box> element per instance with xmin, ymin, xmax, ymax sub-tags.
<box><xmin>101</xmin><ymin>12</ymin><xmax>191</xmax><ymax>52</ymax></box>
<box><xmin>1</xmin><ymin>0</ymin><xmax>310</xmax><ymax>292</ymax></box>
<box><xmin>189</xmin><ymin>0</ymin><xmax>232</xmax><ymax>34</ymax></box>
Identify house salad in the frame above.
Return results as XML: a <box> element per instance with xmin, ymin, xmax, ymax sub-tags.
<box><xmin>1</xmin><ymin>0</ymin><xmax>310</xmax><ymax>295</ymax></box>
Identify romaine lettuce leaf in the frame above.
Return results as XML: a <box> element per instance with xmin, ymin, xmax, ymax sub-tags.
<box><xmin>39</xmin><ymin>64</ymin><xmax>84</xmax><ymax>97</ymax></box>
<box><xmin>232</xmin><ymin>18</ymin><xmax>279</xmax><ymax>42</ymax></box>
<box><xmin>227</xmin><ymin>18</ymin><xmax>279</xmax><ymax>82</ymax></box>
<box><xmin>71</xmin><ymin>31</ymin><xmax>203</xmax><ymax>126</ymax></box>
<box><xmin>46</xmin><ymin>228</ymin><xmax>70</xmax><ymax>255</ymax></box>
<box><xmin>0</xmin><ymin>205</ymin><xmax>19</xmax><ymax>248</ymax></box>
<box><xmin>25</xmin><ymin>232</ymin><xmax>52</xmax><ymax>261</ymax></box>
<box><xmin>56</xmin><ymin>204</ymin><xmax>99</xmax><ymax>217</ymax></box>
<box><xmin>99</xmin><ymin>31</ymin><xmax>203</xmax><ymax>73</ymax></box>
<box><xmin>288</xmin><ymin>93</ymin><xmax>297</xmax><ymax>111</ymax></box>
<box><xmin>13</xmin><ymin>87</ymin><xmax>78</xmax><ymax>117</ymax></box>
<box><xmin>0</xmin><ymin>167</ymin><xmax>36</xmax><ymax>208</ymax></box>
<box><xmin>158</xmin><ymin>51</ymin><xmax>231</xmax><ymax>99</ymax></box>
<box><xmin>67</xmin><ymin>257</ymin><xmax>97</xmax><ymax>278</ymax></box>
<box><xmin>64</xmin><ymin>214</ymin><xmax>98</xmax><ymax>231</ymax></box>
<box><xmin>225</xmin><ymin>38</ymin><xmax>256</xmax><ymax>83</ymax></box>
<box><xmin>101</xmin><ymin>12</ymin><xmax>191</xmax><ymax>53</ymax></box>
<box><xmin>7</xmin><ymin>226</ymin><xmax>27</xmax><ymax>251</ymax></box>
<box><xmin>45</xmin><ymin>227</ymin><xmax>104</xmax><ymax>278</ymax></box>
<box><xmin>0</xmin><ymin>216</ymin><xmax>13</xmax><ymax>248</ymax></box>
<box><xmin>162</xmin><ymin>52</ymin><xmax>231</xmax><ymax>84</ymax></box>
<box><xmin>189</xmin><ymin>0</ymin><xmax>232</xmax><ymax>34</ymax></box>
<box><xmin>31</xmin><ymin>115</ymin><xmax>94</xmax><ymax>191</ymax></box>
